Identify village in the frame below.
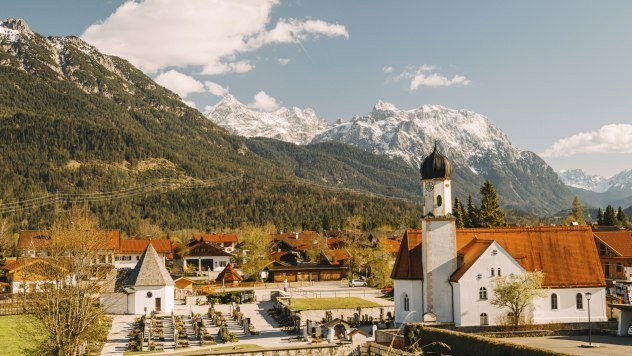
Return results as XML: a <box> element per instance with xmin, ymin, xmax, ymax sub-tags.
<box><xmin>0</xmin><ymin>147</ymin><xmax>631</xmax><ymax>355</ymax></box>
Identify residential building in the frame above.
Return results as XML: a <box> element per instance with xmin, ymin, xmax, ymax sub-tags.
<box><xmin>594</xmin><ymin>230</ymin><xmax>632</xmax><ymax>304</ymax></box>
<box><xmin>191</xmin><ymin>233</ymin><xmax>238</xmax><ymax>253</ymax></box>
<box><xmin>114</xmin><ymin>239</ymin><xmax>172</xmax><ymax>269</ymax></box>
<box><xmin>182</xmin><ymin>242</ymin><xmax>232</xmax><ymax>273</ymax></box>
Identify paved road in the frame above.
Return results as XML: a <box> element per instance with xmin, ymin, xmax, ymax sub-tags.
<box><xmin>504</xmin><ymin>335</ymin><xmax>632</xmax><ymax>355</ymax></box>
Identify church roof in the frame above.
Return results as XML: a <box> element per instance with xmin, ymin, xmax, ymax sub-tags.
<box><xmin>390</xmin><ymin>229</ymin><xmax>423</xmax><ymax>280</ymax></box>
<box><xmin>420</xmin><ymin>143</ymin><xmax>452</xmax><ymax>180</ymax></box>
<box><xmin>127</xmin><ymin>243</ymin><xmax>174</xmax><ymax>287</ymax></box>
<box><xmin>216</xmin><ymin>263</ymin><xmax>243</xmax><ymax>283</ymax></box>
<box><xmin>453</xmin><ymin>226</ymin><xmax>606</xmax><ymax>288</ymax></box>
<box><xmin>449</xmin><ymin>238</ymin><xmax>495</xmax><ymax>282</ymax></box>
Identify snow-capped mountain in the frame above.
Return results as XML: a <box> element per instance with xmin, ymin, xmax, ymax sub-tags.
<box><xmin>558</xmin><ymin>169</ymin><xmax>632</xmax><ymax>194</ymax></box>
<box><xmin>205</xmin><ymin>95</ymin><xmax>328</xmax><ymax>145</ymax></box>
<box><xmin>310</xmin><ymin>100</ymin><xmax>573</xmax><ymax>214</ymax></box>
<box><xmin>557</xmin><ymin>169</ymin><xmax>608</xmax><ymax>192</ymax></box>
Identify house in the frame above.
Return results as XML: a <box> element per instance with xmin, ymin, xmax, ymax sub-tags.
<box><xmin>191</xmin><ymin>233</ymin><xmax>238</xmax><ymax>253</ymax></box>
<box><xmin>265</xmin><ymin>252</ymin><xmax>348</xmax><ymax>282</ymax></box>
<box><xmin>17</xmin><ymin>229</ymin><xmax>120</xmax><ymax>264</ymax></box>
<box><xmin>101</xmin><ymin>243</ymin><xmax>175</xmax><ymax>314</ymax></box>
<box><xmin>392</xmin><ymin>145</ymin><xmax>607</xmax><ymax>326</ymax></box>
<box><xmin>114</xmin><ymin>239</ymin><xmax>172</xmax><ymax>269</ymax></box>
<box><xmin>174</xmin><ymin>277</ymin><xmax>194</xmax><ymax>299</ymax></box>
<box><xmin>216</xmin><ymin>263</ymin><xmax>243</xmax><ymax>285</ymax></box>
<box><xmin>2</xmin><ymin>258</ymin><xmax>70</xmax><ymax>293</ymax></box>
<box><xmin>271</xmin><ymin>231</ymin><xmax>341</xmax><ymax>262</ymax></box>
<box><xmin>594</xmin><ymin>230</ymin><xmax>632</xmax><ymax>303</ymax></box>
<box><xmin>182</xmin><ymin>242</ymin><xmax>232</xmax><ymax>273</ymax></box>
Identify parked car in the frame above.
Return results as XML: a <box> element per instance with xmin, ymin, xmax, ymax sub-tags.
<box><xmin>348</xmin><ymin>279</ymin><xmax>367</xmax><ymax>287</ymax></box>
<box><xmin>380</xmin><ymin>285</ymin><xmax>393</xmax><ymax>295</ymax></box>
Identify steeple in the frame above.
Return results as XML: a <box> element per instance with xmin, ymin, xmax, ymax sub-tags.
<box><xmin>420</xmin><ymin>141</ymin><xmax>452</xmax><ymax>180</ymax></box>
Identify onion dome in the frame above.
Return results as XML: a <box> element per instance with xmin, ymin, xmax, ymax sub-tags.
<box><xmin>420</xmin><ymin>142</ymin><xmax>452</xmax><ymax>180</ymax></box>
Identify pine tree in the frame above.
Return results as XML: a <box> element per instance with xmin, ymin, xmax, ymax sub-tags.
<box><xmin>597</xmin><ymin>208</ymin><xmax>603</xmax><ymax>225</ymax></box>
<box><xmin>565</xmin><ymin>196</ymin><xmax>586</xmax><ymax>225</ymax></box>
<box><xmin>603</xmin><ymin>205</ymin><xmax>618</xmax><ymax>226</ymax></box>
<box><xmin>453</xmin><ymin>197</ymin><xmax>466</xmax><ymax>228</ymax></box>
<box><xmin>478</xmin><ymin>180</ymin><xmax>506</xmax><ymax>228</ymax></box>
<box><xmin>617</xmin><ymin>207</ymin><xmax>628</xmax><ymax>226</ymax></box>
<box><xmin>466</xmin><ymin>194</ymin><xmax>478</xmax><ymax>228</ymax></box>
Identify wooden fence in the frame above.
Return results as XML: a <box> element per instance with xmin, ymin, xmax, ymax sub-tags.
<box><xmin>0</xmin><ymin>294</ymin><xmax>36</xmax><ymax>316</ymax></box>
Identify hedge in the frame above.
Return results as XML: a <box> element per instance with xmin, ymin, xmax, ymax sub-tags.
<box><xmin>405</xmin><ymin>324</ymin><xmax>565</xmax><ymax>356</ymax></box>
<box><xmin>207</xmin><ymin>290</ymin><xmax>255</xmax><ymax>304</ymax></box>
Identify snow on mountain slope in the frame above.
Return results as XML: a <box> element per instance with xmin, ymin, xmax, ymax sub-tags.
<box><xmin>557</xmin><ymin>169</ymin><xmax>607</xmax><ymax>192</ymax></box>
<box><xmin>205</xmin><ymin>95</ymin><xmax>328</xmax><ymax>145</ymax></box>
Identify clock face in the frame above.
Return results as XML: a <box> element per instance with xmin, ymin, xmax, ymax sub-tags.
<box><xmin>426</xmin><ymin>182</ymin><xmax>434</xmax><ymax>191</ymax></box>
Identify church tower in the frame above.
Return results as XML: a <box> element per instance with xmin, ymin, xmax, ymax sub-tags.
<box><xmin>420</xmin><ymin>143</ymin><xmax>457</xmax><ymax>323</ymax></box>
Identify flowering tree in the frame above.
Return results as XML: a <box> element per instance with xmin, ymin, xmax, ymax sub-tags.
<box><xmin>490</xmin><ymin>271</ymin><xmax>545</xmax><ymax>330</ymax></box>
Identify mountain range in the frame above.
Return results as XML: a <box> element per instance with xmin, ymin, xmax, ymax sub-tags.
<box><xmin>206</xmin><ymin>95</ymin><xmax>575</xmax><ymax>215</ymax></box>
<box><xmin>0</xmin><ymin>18</ymin><xmax>423</xmax><ymax>232</ymax></box>
<box><xmin>558</xmin><ymin>169</ymin><xmax>632</xmax><ymax>209</ymax></box>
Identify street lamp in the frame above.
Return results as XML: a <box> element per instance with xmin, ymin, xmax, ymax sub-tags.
<box><xmin>585</xmin><ymin>292</ymin><xmax>592</xmax><ymax>346</ymax></box>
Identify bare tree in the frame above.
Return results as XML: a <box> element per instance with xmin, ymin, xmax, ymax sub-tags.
<box><xmin>26</xmin><ymin>206</ymin><xmax>113</xmax><ymax>355</ymax></box>
<box><xmin>0</xmin><ymin>218</ymin><xmax>16</xmax><ymax>259</ymax></box>
<box><xmin>235</xmin><ymin>224</ymin><xmax>275</xmax><ymax>281</ymax></box>
<box><xmin>490</xmin><ymin>271</ymin><xmax>545</xmax><ymax>330</ymax></box>
<box><xmin>134</xmin><ymin>218</ymin><xmax>164</xmax><ymax>239</ymax></box>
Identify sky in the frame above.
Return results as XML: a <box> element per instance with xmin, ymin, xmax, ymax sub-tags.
<box><xmin>3</xmin><ymin>0</ymin><xmax>632</xmax><ymax>176</ymax></box>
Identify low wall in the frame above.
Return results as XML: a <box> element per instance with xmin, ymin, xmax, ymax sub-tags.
<box><xmin>405</xmin><ymin>325</ymin><xmax>564</xmax><ymax>356</ymax></box>
<box><xmin>297</xmin><ymin>306</ymin><xmax>394</xmax><ymax>323</ymax></box>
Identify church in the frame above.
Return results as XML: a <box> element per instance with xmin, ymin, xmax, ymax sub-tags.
<box><xmin>391</xmin><ymin>145</ymin><xmax>607</xmax><ymax>326</ymax></box>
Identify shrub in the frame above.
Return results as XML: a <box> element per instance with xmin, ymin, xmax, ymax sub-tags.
<box><xmin>404</xmin><ymin>325</ymin><xmax>564</xmax><ymax>356</ymax></box>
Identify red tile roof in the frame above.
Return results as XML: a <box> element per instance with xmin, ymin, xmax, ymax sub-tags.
<box><xmin>390</xmin><ymin>229</ymin><xmax>423</xmax><ymax>280</ymax></box>
<box><xmin>593</xmin><ymin>231</ymin><xmax>632</xmax><ymax>257</ymax></box>
<box><xmin>216</xmin><ymin>263</ymin><xmax>243</xmax><ymax>283</ymax></box>
<box><xmin>455</xmin><ymin>226</ymin><xmax>605</xmax><ymax>288</ymax></box>
<box><xmin>193</xmin><ymin>233</ymin><xmax>237</xmax><ymax>243</ymax></box>
<box><xmin>17</xmin><ymin>230</ymin><xmax>120</xmax><ymax>250</ymax></box>
<box><xmin>328</xmin><ymin>248</ymin><xmax>350</xmax><ymax>264</ymax></box>
<box><xmin>381</xmin><ymin>238</ymin><xmax>402</xmax><ymax>254</ymax></box>
<box><xmin>392</xmin><ymin>226</ymin><xmax>606</xmax><ymax>288</ymax></box>
<box><xmin>187</xmin><ymin>242</ymin><xmax>232</xmax><ymax>257</ymax></box>
<box><xmin>118</xmin><ymin>239</ymin><xmax>172</xmax><ymax>254</ymax></box>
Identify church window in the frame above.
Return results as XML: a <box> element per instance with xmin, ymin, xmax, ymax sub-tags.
<box><xmin>479</xmin><ymin>287</ymin><xmax>488</xmax><ymax>300</ymax></box>
<box><xmin>437</xmin><ymin>195</ymin><xmax>442</xmax><ymax>207</ymax></box>
<box><xmin>497</xmin><ymin>268</ymin><xmax>501</xmax><ymax>276</ymax></box>
<box><xmin>490</xmin><ymin>268</ymin><xmax>495</xmax><ymax>277</ymax></box>
<box><xmin>576</xmin><ymin>293</ymin><xmax>583</xmax><ymax>310</ymax></box>
<box><xmin>480</xmin><ymin>313</ymin><xmax>489</xmax><ymax>325</ymax></box>
<box><xmin>507</xmin><ymin>312</ymin><xmax>515</xmax><ymax>324</ymax></box>
<box><xmin>551</xmin><ymin>293</ymin><xmax>558</xmax><ymax>310</ymax></box>
<box><xmin>403</xmin><ymin>293</ymin><xmax>410</xmax><ymax>311</ymax></box>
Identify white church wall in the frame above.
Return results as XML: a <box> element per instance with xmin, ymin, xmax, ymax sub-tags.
<box><xmin>455</xmin><ymin>241</ymin><xmax>525</xmax><ymax>326</ymax></box>
<box><xmin>394</xmin><ymin>279</ymin><xmax>422</xmax><ymax>324</ymax></box>
<box><xmin>532</xmin><ymin>287</ymin><xmax>607</xmax><ymax>323</ymax></box>
<box><xmin>129</xmin><ymin>285</ymin><xmax>174</xmax><ymax>314</ymax></box>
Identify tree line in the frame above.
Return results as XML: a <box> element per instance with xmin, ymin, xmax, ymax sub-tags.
<box><xmin>452</xmin><ymin>180</ymin><xmax>507</xmax><ymax>228</ymax></box>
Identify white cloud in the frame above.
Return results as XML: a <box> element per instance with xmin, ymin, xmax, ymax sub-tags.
<box><xmin>183</xmin><ymin>99</ymin><xmax>197</xmax><ymax>109</ymax></box>
<box><xmin>154</xmin><ymin>70</ymin><xmax>204</xmax><ymax>98</ymax></box>
<box><xmin>204</xmin><ymin>81</ymin><xmax>229</xmax><ymax>97</ymax></box>
<box><xmin>82</xmin><ymin>0</ymin><xmax>348</xmax><ymax>75</ymax></box>
<box><xmin>382</xmin><ymin>66</ymin><xmax>393</xmax><ymax>73</ymax></box>
<box><xmin>394</xmin><ymin>64</ymin><xmax>470</xmax><ymax>90</ymax></box>
<box><xmin>247</xmin><ymin>91</ymin><xmax>280</xmax><ymax>111</ymax></box>
<box><xmin>278</xmin><ymin>58</ymin><xmax>291</xmax><ymax>65</ymax></box>
<box><xmin>541</xmin><ymin>124</ymin><xmax>632</xmax><ymax>157</ymax></box>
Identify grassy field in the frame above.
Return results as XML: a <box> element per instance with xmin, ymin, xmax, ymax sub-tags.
<box><xmin>0</xmin><ymin>315</ymin><xmax>46</xmax><ymax>355</ymax></box>
<box><xmin>289</xmin><ymin>297</ymin><xmax>381</xmax><ymax>311</ymax></box>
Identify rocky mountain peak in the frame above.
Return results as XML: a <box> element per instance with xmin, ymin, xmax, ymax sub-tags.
<box><xmin>0</xmin><ymin>18</ymin><xmax>32</xmax><ymax>33</ymax></box>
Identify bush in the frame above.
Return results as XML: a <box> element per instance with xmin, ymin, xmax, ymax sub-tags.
<box><xmin>404</xmin><ymin>325</ymin><xmax>564</xmax><ymax>356</ymax></box>
<box><xmin>207</xmin><ymin>290</ymin><xmax>254</xmax><ymax>304</ymax></box>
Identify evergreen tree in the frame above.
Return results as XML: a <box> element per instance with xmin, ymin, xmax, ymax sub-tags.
<box><xmin>453</xmin><ymin>197</ymin><xmax>466</xmax><ymax>228</ymax></box>
<box><xmin>466</xmin><ymin>194</ymin><xmax>478</xmax><ymax>228</ymax></box>
<box><xmin>565</xmin><ymin>196</ymin><xmax>586</xmax><ymax>225</ymax></box>
<box><xmin>478</xmin><ymin>180</ymin><xmax>506</xmax><ymax>228</ymax></box>
<box><xmin>597</xmin><ymin>208</ymin><xmax>603</xmax><ymax>225</ymax></box>
<box><xmin>617</xmin><ymin>207</ymin><xmax>628</xmax><ymax>226</ymax></box>
<box><xmin>602</xmin><ymin>205</ymin><xmax>618</xmax><ymax>226</ymax></box>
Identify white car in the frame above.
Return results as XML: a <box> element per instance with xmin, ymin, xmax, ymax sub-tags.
<box><xmin>349</xmin><ymin>279</ymin><xmax>367</xmax><ymax>287</ymax></box>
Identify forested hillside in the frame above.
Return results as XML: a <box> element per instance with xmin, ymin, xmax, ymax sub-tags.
<box><xmin>0</xmin><ymin>19</ymin><xmax>422</xmax><ymax>232</ymax></box>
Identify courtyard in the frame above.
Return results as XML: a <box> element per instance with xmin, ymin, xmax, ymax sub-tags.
<box><xmin>504</xmin><ymin>335</ymin><xmax>632</xmax><ymax>355</ymax></box>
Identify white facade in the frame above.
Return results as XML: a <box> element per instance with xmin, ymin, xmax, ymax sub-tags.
<box><xmin>394</xmin><ymin>279</ymin><xmax>423</xmax><ymax>323</ymax></box>
<box><xmin>183</xmin><ymin>255</ymin><xmax>231</xmax><ymax>272</ymax></box>
<box><xmin>114</xmin><ymin>252</ymin><xmax>167</xmax><ymax>269</ymax></box>
<box><xmin>422</xmin><ymin>179</ymin><xmax>452</xmax><ymax>217</ymax></box>
<box><xmin>127</xmin><ymin>285</ymin><xmax>175</xmax><ymax>315</ymax></box>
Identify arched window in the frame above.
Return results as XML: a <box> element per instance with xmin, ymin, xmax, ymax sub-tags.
<box><xmin>480</xmin><ymin>313</ymin><xmax>489</xmax><ymax>325</ymax></box>
<box><xmin>403</xmin><ymin>293</ymin><xmax>410</xmax><ymax>311</ymax></box>
<box><xmin>479</xmin><ymin>287</ymin><xmax>488</xmax><ymax>300</ymax></box>
<box><xmin>437</xmin><ymin>195</ymin><xmax>443</xmax><ymax>207</ymax></box>
<box><xmin>576</xmin><ymin>293</ymin><xmax>583</xmax><ymax>310</ymax></box>
<box><xmin>490</xmin><ymin>268</ymin><xmax>495</xmax><ymax>277</ymax></box>
<box><xmin>507</xmin><ymin>312</ymin><xmax>515</xmax><ymax>325</ymax></box>
<box><xmin>497</xmin><ymin>268</ymin><xmax>501</xmax><ymax>276</ymax></box>
<box><xmin>551</xmin><ymin>293</ymin><xmax>558</xmax><ymax>310</ymax></box>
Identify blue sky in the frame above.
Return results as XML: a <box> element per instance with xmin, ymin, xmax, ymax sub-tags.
<box><xmin>4</xmin><ymin>0</ymin><xmax>632</xmax><ymax>176</ymax></box>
